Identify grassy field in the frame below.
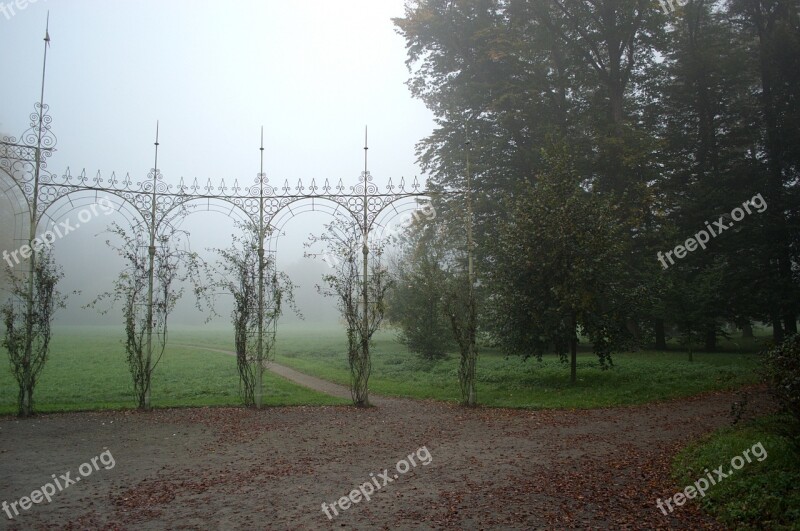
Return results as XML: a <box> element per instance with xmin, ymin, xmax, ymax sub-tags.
<box><xmin>0</xmin><ymin>326</ymin><xmax>347</xmax><ymax>415</ymax></box>
<box><xmin>0</xmin><ymin>324</ymin><xmax>762</xmax><ymax>414</ymax></box>
<box><xmin>673</xmin><ymin>414</ymin><xmax>800</xmax><ymax>530</ymax></box>
<box><xmin>171</xmin><ymin>323</ymin><xmax>762</xmax><ymax>408</ymax></box>
<box><xmin>267</xmin><ymin>324</ymin><xmax>761</xmax><ymax>408</ymax></box>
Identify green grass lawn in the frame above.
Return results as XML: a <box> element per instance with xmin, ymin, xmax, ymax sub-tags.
<box><xmin>0</xmin><ymin>326</ymin><xmax>347</xmax><ymax>415</ymax></box>
<box><xmin>0</xmin><ymin>324</ymin><xmax>762</xmax><ymax>414</ymax></box>
<box><xmin>673</xmin><ymin>414</ymin><xmax>800</xmax><ymax>530</ymax></box>
<box><xmin>266</xmin><ymin>324</ymin><xmax>761</xmax><ymax>409</ymax></box>
<box><xmin>275</xmin><ymin>328</ymin><xmax>757</xmax><ymax>408</ymax></box>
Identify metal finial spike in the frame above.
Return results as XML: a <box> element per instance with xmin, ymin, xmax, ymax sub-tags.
<box><xmin>154</xmin><ymin>121</ymin><xmax>160</xmax><ymax>146</ymax></box>
<box><xmin>363</xmin><ymin>125</ymin><xmax>369</xmax><ymax>175</ymax></box>
<box><xmin>260</xmin><ymin>126</ymin><xmax>264</xmax><ymax>152</ymax></box>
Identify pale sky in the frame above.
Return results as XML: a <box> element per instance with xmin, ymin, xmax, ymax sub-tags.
<box><xmin>0</xmin><ymin>0</ymin><xmax>435</xmax><ymax>325</ymax></box>
<box><xmin>1</xmin><ymin>0</ymin><xmax>432</xmax><ymax>182</ymax></box>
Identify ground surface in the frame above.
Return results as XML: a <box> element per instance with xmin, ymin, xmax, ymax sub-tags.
<box><xmin>0</xmin><ymin>356</ymin><xmax>774</xmax><ymax>530</ymax></box>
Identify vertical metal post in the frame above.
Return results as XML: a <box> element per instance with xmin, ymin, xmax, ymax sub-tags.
<box><xmin>144</xmin><ymin>122</ymin><xmax>159</xmax><ymax>410</ymax></box>
<box><xmin>22</xmin><ymin>15</ymin><xmax>51</xmax><ymax>415</ymax></box>
<box><xmin>256</xmin><ymin>127</ymin><xmax>266</xmax><ymax>409</ymax></box>
<box><xmin>361</xmin><ymin>126</ymin><xmax>370</xmax><ymax>406</ymax></box>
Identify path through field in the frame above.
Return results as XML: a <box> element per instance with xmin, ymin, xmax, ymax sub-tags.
<box><xmin>0</xmin><ymin>348</ymin><xmax>773</xmax><ymax>530</ymax></box>
<box><xmin>173</xmin><ymin>344</ymin><xmax>394</xmax><ymax>405</ymax></box>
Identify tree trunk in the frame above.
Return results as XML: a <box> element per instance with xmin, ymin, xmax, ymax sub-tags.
<box><xmin>655</xmin><ymin>319</ymin><xmax>667</xmax><ymax>350</ymax></box>
<box><xmin>570</xmin><ymin>313</ymin><xmax>577</xmax><ymax>384</ymax></box>
<box><xmin>704</xmin><ymin>328</ymin><xmax>716</xmax><ymax>352</ymax></box>
<box><xmin>772</xmin><ymin>313</ymin><xmax>784</xmax><ymax>343</ymax></box>
<box><xmin>754</xmin><ymin>12</ymin><xmax>796</xmax><ymax>344</ymax></box>
<box><xmin>742</xmin><ymin>322</ymin><xmax>754</xmax><ymax>339</ymax></box>
<box><xmin>20</xmin><ymin>385</ymin><xmax>33</xmax><ymax>418</ymax></box>
<box><xmin>626</xmin><ymin>318</ymin><xmax>642</xmax><ymax>342</ymax></box>
<box><xmin>360</xmin><ymin>338</ymin><xmax>371</xmax><ymax>407</ymax></box>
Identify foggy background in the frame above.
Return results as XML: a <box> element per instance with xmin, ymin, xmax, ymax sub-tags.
<box><xmin>0</xmin><ymin>0</ymin><xmax>434</xmax><ymax>329</ymax></box>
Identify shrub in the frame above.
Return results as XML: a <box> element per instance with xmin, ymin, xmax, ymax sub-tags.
<box><xmin>763</xmin><ymin>335</ymin><xmax>800</xmax><ymax>440</ymax></box>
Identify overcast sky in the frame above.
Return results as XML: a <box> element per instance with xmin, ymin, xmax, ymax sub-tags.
<box><xmin>1</xmin><ymin>0</ymin><xmax>432</xmax><ymax>181</ymax></box>
<box><xmin>1</xmin><ymin>0</ymin><xmax>435</xmax><ymax>325</ymax></box>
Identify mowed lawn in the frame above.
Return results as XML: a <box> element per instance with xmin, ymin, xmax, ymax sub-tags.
<box><xmin>268</xmin><ymin>324</ymin><xmax>762</xmax><ymax>408</ymax></box>
<box><xmin>0</xmin><ymin>326</ymin><xmax>347</xmax><ymax>415</ymax></box>
<box><xmin>0</xmin><ymin>324</ymin><xmax>762</xmax><ymax>414</ymax></box>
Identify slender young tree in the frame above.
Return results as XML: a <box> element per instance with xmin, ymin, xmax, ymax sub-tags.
<box><xmin>213</xmin><ymin>221</ymin><xmax>296</xmax><ymax>407</ymax></box>
<box><xmin>88</xmin><ymin>221</ymin><xmax>210</xmax><ymax>410</ymax></box>
<box><xmin>309</xmin><ymin>217</ymin><xmax>392</xmax><ymax>407</ymax></box>
<box><xmin>2</xmin><ymin>248</ymin><xmax>66</xmax><ymax>417</ymax></box>
<box><xmin>387</xmin><ymin>207</ymin><xmax>454</xmax><ymax>361</ymax></box>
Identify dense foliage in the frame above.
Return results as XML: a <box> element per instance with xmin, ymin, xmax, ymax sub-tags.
<box><xmin>392</xmin><ymin>0</ymin><xmax>800</xmax><ymax>377</ymax></box>
<box><xmin>673</xmin><ymin>414</ymin><xmax>800</xmax><ymax>529</ymax></box>
<box><xmin>763</xmin><ymin>334</ymin><xmax>800</xmax><ymax>439</ymax></box>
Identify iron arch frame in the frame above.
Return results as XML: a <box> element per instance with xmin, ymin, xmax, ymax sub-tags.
<box><xmin>0</xmin><ymin>98</ymin><xmax>453</xmax><ymax>409</ymax></box>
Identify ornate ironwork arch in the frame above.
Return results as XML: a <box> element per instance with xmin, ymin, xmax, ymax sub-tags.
<box><xmin>0</xmin><ymin>17</ymin><xmax>458</xmax><ymax>409</ymax></box>
<box><xmin>0</xmin><ymin>93</ymin><xmax>445</xmax><ymax>408</ymax></box>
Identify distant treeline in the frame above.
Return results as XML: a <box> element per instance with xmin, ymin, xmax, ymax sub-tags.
<box><xmin>388</xmin><ymin>0</ymin><xmax>799</xmax><ymax>360</ymax></box>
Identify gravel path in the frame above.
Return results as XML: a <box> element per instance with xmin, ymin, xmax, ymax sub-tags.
<box><xmin>0</xmin><ymin>353</ymin><xmax>774</xmax><ymax>530</ymax></box>
<box><xmin>172</xmin><ymin>344</ymin><xmax>396</xmax><ymax>406</ymax></box>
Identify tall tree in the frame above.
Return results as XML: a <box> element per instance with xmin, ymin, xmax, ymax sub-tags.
<box><xmin>489</xmin><ymin>144</ymin><xmax>635</xmax><ymax>382</ymax></box>
<box><xmin>651</xmin><ymin>0</ymin><xmax>760</xmax><ymax>351</ymax></box>
<box><xmin>729</xmin><ymin>0</ymin><xmax>800</xmax><ymax>339</ymax></box>
<box><xmin>387</xmin><ymin>220</ymin><xmax>454</xmax><ymax>361</ymax></box>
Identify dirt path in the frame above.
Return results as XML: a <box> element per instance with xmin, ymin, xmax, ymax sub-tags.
<box><xmin>0</xmin><ymin>374</ymin><xmax>774</xmax><ymax>529</ymax></box>
<box><xmin>172</xmin><ymin>344</ymin><xmax>396</xmax><ymax>406</ymax></box>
